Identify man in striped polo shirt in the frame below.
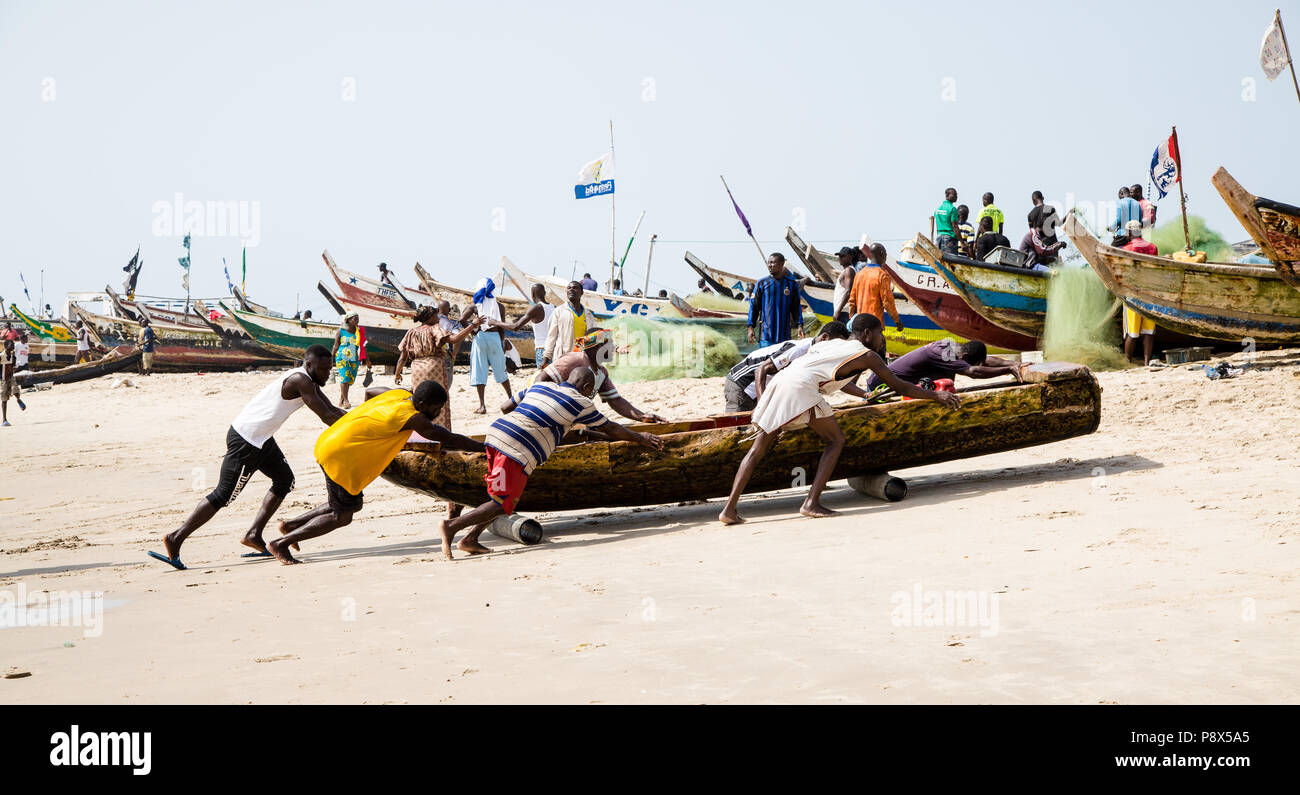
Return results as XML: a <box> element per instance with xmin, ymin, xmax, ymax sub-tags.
<box><xmin>438</xmin><ymin>366</ymin><xmax>663</xmax><ymax>559</ymax></box>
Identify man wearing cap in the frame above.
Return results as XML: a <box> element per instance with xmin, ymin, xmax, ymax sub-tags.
<box><xmin>1119</xmin><ymin>219</ymin><xmax>1159</xmax><ymax>364</ymax></box>
<box><xmin>502</xmin><ymin>328</ymin><xmax>668</xmax><ymax>424</ymax></box>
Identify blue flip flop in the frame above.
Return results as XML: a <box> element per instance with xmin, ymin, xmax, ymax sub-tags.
<box><xmin>147</xmin><ymin>550</ymin><xmax>187</xmax><ymax>570</ymax></box>
<box><xmin>240</xmin><ymin>551</ymin><xmax>273</xmax><ymax>558</ymax></box>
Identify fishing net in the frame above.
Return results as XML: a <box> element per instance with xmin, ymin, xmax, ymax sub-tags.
<box><xmin>603</xmin><ymin>315</ymin><xmax>741</xmax><ymax>382</ymax></box>
<box><xmin>685</xmin><ymin>292</ymin><xmax>749</xmax><ymax>313</ymax></box>
<box><xmin>1043</xmin><ymin>266</ymin><xmax>1130</xmax><ymax>371</ymax></box>
<box><xmin>1149</xmin><ymin>215</ymin><xmax>1233</xmax><ymax>261</ymax></box>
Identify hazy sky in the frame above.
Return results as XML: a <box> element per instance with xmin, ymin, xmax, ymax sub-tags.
<box><xmin>3</xmin><ymin>0</ymin><xmax>1298</xmax><ymax>316</ymax></box>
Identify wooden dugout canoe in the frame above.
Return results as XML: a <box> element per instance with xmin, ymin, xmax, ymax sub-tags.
<box><xmin>15</xmin><ymin>349</ymin><xmax>143</xmax><ymax>387</ymax></box>
<box><xmin>67</xmin><ymin>304</ymin><xmax>279</xmax><ymax>371</ymax></box>
<box><xmin>1211</xmin><ymin>166</ymin><xmax>1300</xmax><ymax>294</ymax></box>
<box><xmin>323</xmin><ymin>250</ymin><xmax>438</xmax><ymax>312</ymax></box>
<box><xmin>1065</xmin><ymin>211</ymin><xmax>1300</xmax><ymax>343</ymax></box>
<box><xmin>382</xmin><ymin>362</ymin><xmax>1101</xmax><ymax>512</ymax></box>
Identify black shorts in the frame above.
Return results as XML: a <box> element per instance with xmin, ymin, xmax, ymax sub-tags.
<box><xmin>205</xmin><ymin>427</ymin><xmax>295</xmax><ymax>509</ymax></box>
<box><xmin>322</xmin><ymin>467</ymin><xmax>364</xmax><ymax>515</ymax></box>
<box><xmin>724</xmin><ymin>379</ymin><xmax>757</xmax><ymax>413</ymax></box>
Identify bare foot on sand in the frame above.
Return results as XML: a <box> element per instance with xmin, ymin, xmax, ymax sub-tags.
<box><xmin>471</xmin><ymin>406</ymin><xmax>486</xmax><ymax>415</ymax></box>
<box><xmin>240</xmin><ymin>535</ymin><xmax>268</xmax><ymax>554</ymax></box>
<box><xmin>718</xmin><ymin>509</ymin><xmax>745</xmax><ymax>526</ymax></box>
<box><xmin>277</xmin><ymin>520</ymin><xmax>300</xmax><ymax>552</ymax></box>
<box><xmin>162</xmin><ymin>531</ymin><xmax>183</xmax><ymax>561</ymax></box>
<box><xmin>799</xmin><ymin>501</ymin><xmax>837</xmax><ymax>518</ymax></box>
<box><xmin>458</xmin><ymin>539</ymin><xmax>491</xmax><ymax>555</ymax></box>
<box><xmin>439</xmin><ymin>519</ymin><xmax>455</xmax><ymax>560</ymax></box>
<box><xmin>266</xmin><ymin>538</ymin><xmax>301</xmax><ymax>565</ymax></box>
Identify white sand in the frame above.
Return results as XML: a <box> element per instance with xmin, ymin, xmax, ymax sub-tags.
<box><xmin>1</xmin><ymin>350</ymin><xmax>1297</xmax><ymax>704</ymax></box>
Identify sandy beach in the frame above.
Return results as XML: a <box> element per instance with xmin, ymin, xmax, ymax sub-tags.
<box><xmin>2</xmin><ymin>351</ymin><xmax>1297</xmax><ymax>704</ymax></box>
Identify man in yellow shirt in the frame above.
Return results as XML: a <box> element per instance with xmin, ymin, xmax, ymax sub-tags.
<box><xmin>848</xmin><ymin>243</ymin><xmax>905</xmax><ymax>333</ymax></box>
<box><xmin>267</xmin><ymin>380</ymin><xmax>483</xmax><ymax>564</ymax></box>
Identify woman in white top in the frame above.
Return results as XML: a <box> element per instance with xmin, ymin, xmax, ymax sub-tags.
<box><xmin>483</xmin><ymin>283</ymin><xmax>553</xmax><ymax>367</ymax></box>
<box><xmin>719</xmin><ymin>313</ymin><xmax>961</xmax><ymax>525</ymax></box>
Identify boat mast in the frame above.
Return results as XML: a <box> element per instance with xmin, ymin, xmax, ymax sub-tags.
<box><xmin>608</xmin><ymin>120</ymin><xmax>616</xmax><ymax>292</ymax></box>
<box><xmin>1172</xmin><ymin>126</ymin><xmax>1192</xmax><ymax>253</ymax></box>
<box><xmin>643</xmin><ymin>233</ymin><xmax>657</xmax><ymax>297</ymax></box>
<box><xmin>1277</xmin><ymin>9</ymin><xmax>1300</xmax><ymax>107</ymax></box>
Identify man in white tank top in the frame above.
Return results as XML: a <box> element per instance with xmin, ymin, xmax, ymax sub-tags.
<box><xmin>148</xmin><ymin>345</ymin><xmax>345</xmax><ymax>570</ymax></box>
<box><xmin>482</xmin><ymin>283</ymin><xmax>553</xmax><ymax>367</ymax></box>
<box><xmin>718</xmin><ymin>314</ymin><xmax>961</xmax><ymax>526</ymax></box>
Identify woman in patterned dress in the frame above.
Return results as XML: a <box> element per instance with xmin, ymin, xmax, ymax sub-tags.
<box><xmin>394</xmin><ymin>305</ymin><xmax>475</xmax><ymax>428</ymax></box>
<box><xmin>331</xmin><ymin>311</ymin><xmax>367</xmax><ymax>409</ymax></box>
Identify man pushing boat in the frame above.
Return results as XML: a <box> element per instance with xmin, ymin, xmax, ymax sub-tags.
<box><xmin>148</xmin><ymin>345</ymin><xmax>346</xmax><ymax>570</ymax></box>
<box><xmin>718</xmin><ymin>314</ymin><xmax>961</xmax><ymax>525</ymax></box>
<box><xmin>439</xmin><ymin>366</ymin><xmax>664</xmax><ymax>559</ymax></box>
<box><xmin>265</xmin><ymin>380</ymin><xmax>483</xmax><ymax>564</ymax></box>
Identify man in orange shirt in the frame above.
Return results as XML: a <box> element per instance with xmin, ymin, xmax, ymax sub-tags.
<box><xmin>848</xmin><ymin>243</ymin><xmax>905</xmax><ymax>333</ymax></box>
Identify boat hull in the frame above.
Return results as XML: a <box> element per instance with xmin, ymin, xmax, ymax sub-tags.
<box><xmin>882</xmin><ymin>255</ymin><xmax>1038</xmax><ymax>352</ymax></box>
<box><xmin>384</xmin><ymin>362</ymin><xmax>1101</xmax><ymax>511</ymax></box>
<box><xmin>1211</xmin><ymin>166</ymin><xmax>1300</xmax><ymax>294</ymax></box>
<box><xmin>69</xmin><ymin>306</ymin><xmax>283</xmax><ymax>371</ymax></box>
<box><xmin>221</xmin><ymin>302</ymin><xmax>402</xmax><ymax>366</ymax></box>
<box><xmin>16</xmin><ymin>350</ymin><xmax>143</xmax><ymax>386</ymax></box>
<box><xmin>1065</xmin><ymin>211</ymin><xmax>1300</xmax><ymax>343</ymax></box>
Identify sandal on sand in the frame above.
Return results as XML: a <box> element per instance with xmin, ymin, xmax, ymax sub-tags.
<box><xmin>146</xmin><ymin>550</ymin><xmax>187</xmax><ymax>571</ymax></box>
<box><xmin>240</xmin><ymin>551</ymin><xmax>273</xmax><ymax>558</ymax></box>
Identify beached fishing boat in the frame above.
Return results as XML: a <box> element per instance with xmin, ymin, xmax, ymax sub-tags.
<box><xmin>785</xmin><ymin>227</ymin><xmax>839</xmax><ymax>282</ymax></box>
<box><xmin>684</xmin><ymin>251</ymin><xmax>754</xmax><ymax>299</ymax></box>
<box><xmin>502</xmin><ymin>257</ymin><xmax>694</xmax><ymax>319</ymax></box>
<box><xmin>883</xmin><ymin>241</ymin><xmax>1037</xmax><ymax>352</ymax></box>
<box><xmin>412</xmin><ymin>263</ymin><xmax>532</xmax><ymax>319</ymax></box>
<box><xmin>384</xmin><ymin>362</ymin><xmax>1101</xmax><ymax>511</ymax></box>
<box><xmin>67</xmin><ymin>304</ymin><xmax>278</xmax><ymax>371</ymax></box>
<box><xmin>1211</xmin><ymin>167</ymin><xmax>1300</xmax><ymax>294</ymax></box>
<box><xmin>1065</xmin><ymin>212</ymin><xmax>1300</xmax><ymax>343</ymax></box>
<box><xmin>191</xmin><ymin>299</ymin><xmax>294</xmax><ymax>364</ymax></box>
<box><xmin>7</xmin><ymin>304</ymin><xmax>80</xmax><ymax>367</ymax></box>
<box><xmin>15</xmin><ymin>350</ymin><xmax>143</xmax><ymax>387</ymax></box>
<box><xmin>913</xmin><ymin>235</ymin><xmax>1050</xmax><ymax>338</ymax></box>
<box><xmin>325</xmin><ymin>285</ymin><xmax>537</xmax><ymax>362</ymax></box>
<box><xmin>220</xmin><ymin>300</ymin><xmax>402</xmax><ymax>366</ymax></box>
<box><xmin>322</xmin><ymin>250</ymin><xmax>437</xmax><ymax>311</ymax></box>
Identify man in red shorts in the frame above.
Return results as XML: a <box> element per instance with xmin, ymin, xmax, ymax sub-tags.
<box><xmin>437</xmin><ymin>366</ymin><xmax>664</xmax><ymax>559</ymax></box>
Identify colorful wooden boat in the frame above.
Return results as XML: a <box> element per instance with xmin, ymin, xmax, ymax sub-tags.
<box><xmin>67</xmin><ymin>304</ymin><xmax>280</xmax><ymax>371</ymax></box>
<box><xmin>15</xmin><ymin>350</ymin><xmax>143</xmax><ymax>387</ymax></box>
<box><xmin>502</xmin><ymin>257</ymin><xmax>695</xmax><ymax>319</ymax></box>
<box><xmin>1211</xmin><ymin>167</ymin><xmax>1300</xmax><ymax>294</ymax></box>
<box><xmin>384</xmin><ymin>362</ymin><xmax>1101</xmax><ymax>511</ymax></box>
<box><xmin>323</xmin><ymin>250</ymin><xmax>438</xmax><ymax>311</ymax></box>
<box><xmin>784</xmin><ymin>227</ymin><xmax>840</xmax><ymax>282</ymax></box>
<box><xmin>219</xmin><ymin>300</ymin><xmax>402</xmax><ymax>366</ymax></box>
<box><xmin>914</xmin><ymin>234</ymin><xmax>1050</xmax><ymax>338</ymax></box>
<box><xmin>7</xmin><ymin>304</ymin><xmax>79</xmax><ymax>367</ymax></box>
<box><xmin>191</xmin><ymin>299</ymin><xmax>294</xmax><ymax>364</ymax></box>
<box><xmin>412</xmin><ymin>263</ymin><xmax>532</xmax><ymax>319</ymax></box>
<box><xmin>1065</xmin><ymin>211</ymin><xmax>1300</xmax><ymax>343</ymax></box>
<box><xmin>883</xmin><ymin>241</ymin><xmax>1037</xmax><ymax>352</ymax></box>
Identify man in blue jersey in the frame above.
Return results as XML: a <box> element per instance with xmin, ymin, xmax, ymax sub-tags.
<box><xmin>746</xmin><ymin>253</ymin><xmax>804</xmax><ymax>347</ymax></box>
<box><xmin>437</xmin><ymin>366</ymin><xmax>664</xmax><ymax>559</ymax></box>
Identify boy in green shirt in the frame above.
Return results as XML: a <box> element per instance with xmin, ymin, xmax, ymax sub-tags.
<box><xmin>934</xmin><ymin>188</ymin><xmax>960</xmax><ymax>255</ymax></box>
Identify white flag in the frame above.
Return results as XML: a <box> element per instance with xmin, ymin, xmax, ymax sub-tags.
<box><xmin>577</xmin><ymin>151</ymin><xmax>613</xmax><ymax>184</ymax></box>
<box><xmin>1260</xmin><ymin>15</ymin><xmax>1291</xmax><ymax>81</ymax></box>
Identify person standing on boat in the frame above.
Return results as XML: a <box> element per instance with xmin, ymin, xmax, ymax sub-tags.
<box><xmin>505</xmin><ymin>329</ymin><xmax>669</xmax><ymax>423</ymax></box>
<box><xmin>611</xmin><ymin>279</ymin><xmax>626</xmax><ymax>296</ymax></box>
<box><xmin>438</xmin><ymin>366</ymin><xmax>664</xmax><ymax>560</ymax></box>
<box><xmin>718</xmin><ymin>314</ymin><xmax>960</xmax><ymax>525</ymax></box>
<box><xmin>934</xmin><ymin>188</ymin><xmax>961</xmax><ymax>256</ymax></box>
<box><xmin>848</xmin><ymin>244</ymin><xmax>904</xmax><ymax>334</ymax></box>
<box><xmin>956</xmin><ymin>206</ymin><xmax>976</xmax><ymax>258</ymax></box>
<box><xmin>545</xmin><ymin>280</ymin><xmax>597</xmax><ymax>369</ymax></box>
<box><xmin>74</xmin><ymin>320</ymin><xmax>92</xmax><ymax>364</ymax></box>
<box><xmin>831</xmin><ymin>247</ymin><xmax>860</xmax><ymax>322</ymax></box>
<box><xmin>147</xmin><ymin>345</ymin><xmax>347</xmax><ymax>570</ymax></box>
<box><xmin>1119</xmin><ymin>220</ymin><xmax>1160</xmax><ymax>364</ymax></box>
<box><xmin>978</xmin><ymin>193</ymin><xmax>1005</xmax><ymax>236</ymax></box>
<box><xmin>138</xmin><ymin>317</ymin><xmax>157</xmax><ymax>376</ymax></box>
<box><xmin>747</xmin><ymin>253</ymin><xmax>804</xmax><ymax>347</ymax></box>
<box><xmin>468</xmin><ymin>277</ymin><xmax>513</xmax><ymax>414</ymax></box>
<box><xmin>973</xmin><ymin>216</ymin><xmax>1011</xmax><ymax>261</ymax></box>
<box><xmin>483</xmin><ymin>283</ymin><xmax>552</xmax><ymax>368</ymax></box>
<box><xmin>269</xmin><ymin>381</ymin><xmax>485</xmax><ymax>565</ymax></box>
<box><xmin>1130</xmin><ymin>184</ymin><xmax>1157</xmax><ymax>229</ymax></box>
<box><xmin>1111</xmin><ymin>186</ymin><xmax>1142</xmax><ymax>241</ymax></box>
<box><xmin>332</xmin><ymin>311</ymin><xmax>369</xmax><ymax>409</ymax></box>
<box><xmin>580</xmin><ymin>273</ymin><xmax>599</xmax><ymax>292</ymax></box>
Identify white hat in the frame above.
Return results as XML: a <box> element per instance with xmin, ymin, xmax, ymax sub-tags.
<box><xmin>1125</xmin><ymin>219</ymin><xmax>1143</xmax><ymax>234</ymax></box>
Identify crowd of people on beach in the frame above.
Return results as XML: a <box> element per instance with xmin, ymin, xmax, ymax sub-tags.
<box><xmin>139</xmin><ymin>250</ymin><xmax>1004</xmax><ymax>569</ymax></box>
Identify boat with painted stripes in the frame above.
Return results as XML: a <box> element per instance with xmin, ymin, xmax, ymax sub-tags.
<box><xmin>1064</xmin><ymin>211</ymin><xmax>1300</xmax><ymax>343</ymax></box>
<box><xmin>913</xmin><ymin>234</ymin><xmax>1050</xmax><ymax>338</ymax></box>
